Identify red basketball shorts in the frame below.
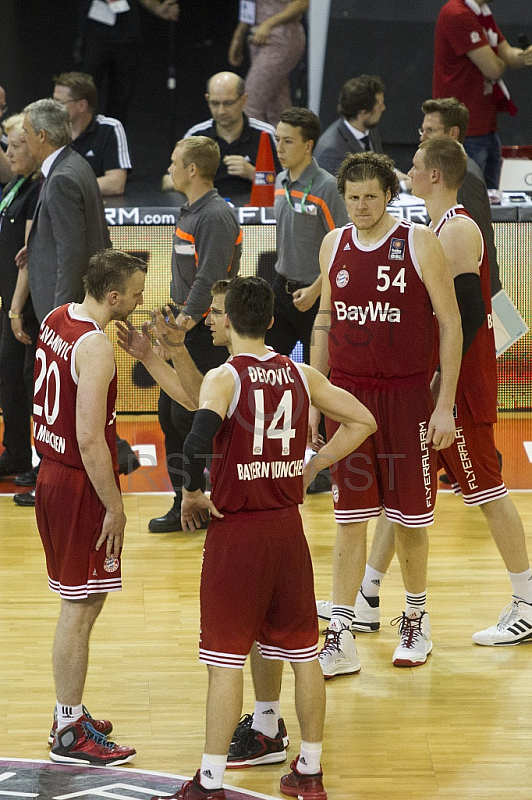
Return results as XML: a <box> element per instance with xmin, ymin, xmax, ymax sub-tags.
<box><xmin>326</xmin><ymin>374</ymin><xmax>437</xmax><ymax>528</ymax></box>
<box><xmin>437</xmin><ymin>395</ymin><xmax>506</xmax><ymax>505</ymax></box>
<box><xmin>36</xmin><ymin>457</ymin><xmax>122</xmax><ymax>599</ymax></box>
<box><xmin>199</xmin><ymin>505</ymin><xmax>319</xmax><ymax>668</ymax></box>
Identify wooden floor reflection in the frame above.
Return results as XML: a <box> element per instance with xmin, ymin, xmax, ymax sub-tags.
<box><xmin>1</xmin><ymin>486</ymin><xmax>532</xmax><ymax>799</ymax></box>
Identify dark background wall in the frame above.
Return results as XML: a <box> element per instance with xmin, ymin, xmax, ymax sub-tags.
<box><xmin>0</xmin><ymin>0</ymin><xmax>240</xmax><ymax>184</ymax></box>
<box><xmin>2</xmin><ymin>0</ymin><xmax>531</xmax><ymax>182</ymax></box>
<box><xmin>321</xmin><ymin>0</ymin><xmax>532</xmax><ymax>173</ymax></box>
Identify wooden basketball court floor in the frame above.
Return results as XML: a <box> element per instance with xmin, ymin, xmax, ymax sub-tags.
<box><xmin>1</xmin><ymin>413</ymin><xmax>532</xmax><ymax>799</ymax></box>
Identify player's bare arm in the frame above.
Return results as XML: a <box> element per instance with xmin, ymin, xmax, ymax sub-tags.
<box><xmin>76</xmin><ymin>333</ymin><xmax>126</xmax><ymax>557</ymax></box>
<box><xmin>437</xmin><ymin>217</ymin><xmax>481</xmax><ymax>279</ymax></box>
<box><xmin>414</xmin><ymin>224</ymin><xmax>462</xmax><ymax>450</ymax></box>
<box><xmin>115</xmin><ymin>315</ymin><xmax>201</xmax><ymax>411</ymax></box>
<box><xmin>180</xmin><ymin>366</ymin><xmax>235</xmax><ymax>531</ymax></box>
<box><xmin>301</xmin><ymin>365</ymin><xmax>377</xmax><ymax>491</ymax></box>
<box><xmin>308</xmin><ymin>228</ymin><xmax>338</xmax><ymax>442</ymax></box>
<box><xmin>152</xmin><ymin>306</ymin><xmax>204</xmax><ymax>404</ymax></box>
<box><xmin>433</xmin><ymin>216</ymin><xmax>486</xmax><ymax>401</ymax></box>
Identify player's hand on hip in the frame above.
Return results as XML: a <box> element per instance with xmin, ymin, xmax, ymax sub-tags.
<box><xmin>181</xmin><ymin>488</ymin><xmax>224</xmax><ymax>532</ymax></box>
<box><xmin>96</xmin><ymin>508</ymin><xmax>127</xmax><ymax>557</ymax></box>
<box><xmin>427</xmin><ymin>407</ymin><xmax>456</xmax><ymax>451</ymax></box>
<box><xmin>308</xmin><ymin>405</ymin><xmax>322</xmax><ymax>448</ymax></box>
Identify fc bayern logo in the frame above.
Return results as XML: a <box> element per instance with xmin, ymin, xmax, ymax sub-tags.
<box><xmin>332</xmin><ymin>483</ymin><xmax>339</xmax><ymax>502</ymax></box>
<box><xmin>104</xmin><ymin>555</ymin><xmax>120</xmax><ymax>573</ymax></box>
<box><xmin>336</xmin><ymin>269</ymin><xmax>349</xmax><ymax>288</ymax></box>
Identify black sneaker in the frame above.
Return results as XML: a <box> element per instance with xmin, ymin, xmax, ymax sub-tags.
<box><xmin>231</xmin><ymin>713</ymin><xmax>289</xmax><ymax>747</ymax></box>
<box><xmin>50</xmin><ymin>718</ymin><xmax>135</xmax><ymax>766</ymax></box>
<box><xmin>227</xmin><ymin>722</ymin><xmax>286</xmax><ymax>768</ymax></box>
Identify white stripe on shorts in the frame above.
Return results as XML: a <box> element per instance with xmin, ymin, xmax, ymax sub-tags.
<box><xmin>257</xmin><ymin>642</ymin><xmax>318</xmax><ymax>662</ymax></box>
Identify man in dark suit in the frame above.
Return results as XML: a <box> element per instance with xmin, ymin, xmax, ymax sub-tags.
<box><xmin>314</xmin><ymin>75</ymin><xmax>385</xmax><ymax>175</ymax></box>
<box><xmin>14</xmin><ymin>99</ymin><xmax>112</xmax><ymax>507</ymax></box>
<box><xmin>22</xmin><ymin>99</ymin><xmax>111</xmax><ymax>324</ymax></box>
<box><xmin>315</xmin><ymin>75</ymin><xmax>410</xmax><ymax>188</ymax></box>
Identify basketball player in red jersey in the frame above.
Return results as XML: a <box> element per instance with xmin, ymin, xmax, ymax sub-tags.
<box><xmin>147</xmin><ymin>276</ymin><xmax>375</xmax><ymax>800</ymax></box>
<box><xmin>358</xmin><ymin>139</ymin><xmax>532</xmax><ymax>647</ymax></box>
<box><xmin>33</xmin><ymin>249</ymin><xmax>146</xmax><ymax>766</ymax></box>
<box><xmin>311</xmin><ymin>152</ymin><xmax>462</xmax><ymax>674</ymax></box>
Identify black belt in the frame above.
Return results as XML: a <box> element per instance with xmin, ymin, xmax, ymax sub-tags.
<box><xmin>278</xmin><ymin>275</ymin><xmax>311</xmax><ymax>294</ymax></box>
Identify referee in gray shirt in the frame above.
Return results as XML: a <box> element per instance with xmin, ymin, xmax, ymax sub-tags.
<box><xmin>267</xmin><ymin>108</ymin><xmax>349</xmax><ymax>364</ymax></box>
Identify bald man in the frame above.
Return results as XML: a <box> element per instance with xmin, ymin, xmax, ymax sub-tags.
<box><xmin>164</xmin><ymin>71</ymin><xmax>281</xmax><ymax>204</ymax></box>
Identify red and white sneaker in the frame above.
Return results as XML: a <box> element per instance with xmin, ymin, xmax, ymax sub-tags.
<box><xmin>50</xmin><ymin>718</ymin><xmax>135</xmax><ymax>766</ymax></box>
<box><xmin>151</xmin><ymin>771</ymin><xmax>226</xmax><ymax>800</ymax></box>
<box><xmin>392</xmin><ymin>611</ymin><xmax>432</xmax><ymax>667</ymax></box>
<box><xmin>47</xmin><ymin>705</ymin><xmax>113</xmax><ymax>745</ymax></box>
<box><xmin>280</xmin><ymin>757</ymin><xmax>327</xmax><ymax>800</ymax></box>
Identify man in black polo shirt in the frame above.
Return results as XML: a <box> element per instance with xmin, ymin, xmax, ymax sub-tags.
<box><xmin>164</xmin><ymin>72</ymin><xmax>281</xmax><ymax>204</ymax></box>
<box><xmin>53</xmin><ymin>72</ymin><xmax>131</xmax><ymax>196</ymax></box>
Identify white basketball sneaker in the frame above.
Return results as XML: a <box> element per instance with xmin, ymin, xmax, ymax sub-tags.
<box><xmin>472</xmin><ymin>599</ymin><xmax>532</xmax><ymax>646</ymax></box>
<box><xmin>318</xmin><ymin>620</ymin><xmax>361</xmax><ymax>679</ymax></box>
<box><xmin>392</xmin><ymin>611</ymin><xmax>433</xmax><ymax>667</ymax></box>
<box><xmin>316</xmin><ymin>591</ymin><xmax>380</xmax><ymax>632</ymax></box>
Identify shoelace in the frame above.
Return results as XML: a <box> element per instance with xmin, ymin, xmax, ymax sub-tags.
<box><xmin>390</xmin><ymin>613</ymin><xmax>423</xmax><ymax>649</ymax></box>
<box><xmin>81</xmin><ymin>719</ymin><xmax>116</xmax><ymax>750</ymax></box>
<box><xmin>321</xmin><ymin>627</ymin><xmax>343</xmax><ymax>654</ymax></box>
<box><xmin>497</xmin><ymin>600</ymin><xmax>519</xmax><ymax>629</ymax></box>
<box><xmin>233</xmin><ymin>723</ymin><xmax>263</xmax><ymax>751</ymax></box>
<box><xmin>231</xmin><ymin>714</ymin><xmax>254</xmax><ymax>743</ymax></box>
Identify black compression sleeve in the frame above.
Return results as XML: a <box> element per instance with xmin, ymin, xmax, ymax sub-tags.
<box><xmin>454</xmin><ymin>272</ymin><xmax>486</xmax><ymax>357</ymax></box>
<box><xmin>183</xmin><ymin>409</ymin><xmax>224</xmax><ymax>492</ymax></box>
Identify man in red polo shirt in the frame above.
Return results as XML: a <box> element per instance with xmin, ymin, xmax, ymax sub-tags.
<box><xmin>433</xmin><ymin>0</ymin><xmax>532</xmax><ymax>188</ymax></box>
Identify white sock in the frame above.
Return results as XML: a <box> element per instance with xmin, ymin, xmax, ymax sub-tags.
<box><xmin>361</xmin><ymin>565</ymin><xmax>386</xmax><ymax>598</ymax></box>
<box><xmin>56</xmin><ymin>702</ymin><xmax>83</xmax><ymax>731</ymax></box>
<box><xmin>199</xmin><ymin>754</ymin><xmax>226</xmax><ymax>790</ymax></box>
<box><xmin>298</xmin><ymin>741</ymin><xmax>322</xmax><ymax>775</ymax></box>
<box><xmin>405</xmin><ymin>591</ymin><xmax>426</xmax><ymax>618</ymax></box>
<box><xmin>331</xmin><ymin>604</ymin><xmax>354</xmax><ymax>629</ymax></box>
<box><xmin>252</xmin><ymin>700</ymin><xmax>280</xmax><ymax>739</ymax></box>
<box><xmin>508</xmin><ymin>568</ymin><xmax>532</xmax><ymax>604</ymax></box>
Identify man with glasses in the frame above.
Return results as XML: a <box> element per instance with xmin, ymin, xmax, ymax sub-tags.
<box><xmin>164</xmin><ymin>71</ymin><xmax>280</xmax><ymax>204</ymax></box>
<box><xmin>418</xmin><ymin>97</ymin><xmax>501</xmax><ymax>295</ymax></box>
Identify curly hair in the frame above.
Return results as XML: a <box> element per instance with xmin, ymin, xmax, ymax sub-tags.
<box><xmin>337</xmin><ymin>151</ymin><xmax>400</xmax><ymax>200</ymax></box>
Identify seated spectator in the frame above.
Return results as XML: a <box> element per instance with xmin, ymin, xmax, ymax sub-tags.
<box><xmin>314</xmin><ymin>74</ymin><xmax>410</xmax><ymax>188</ymax></box>
<box><xmin>53</xmin><ymin>71</ymin><xmax>131</xmax><ymax>195</ymax></box>
<box><xmin>162</xmin><ymin>72</ymin><xmax>281</xmax><ymax>204</ymax></box>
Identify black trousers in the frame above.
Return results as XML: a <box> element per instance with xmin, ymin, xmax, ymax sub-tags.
<box><xmin>80</xmin><ymin>38</ymin><xmax>140</xmax><ymax>124</ymax></box>
<box><xmin>265</xmin><ymin>274</ymin><xmax>320</xmax><ymax>365</ymax></box>
<box><xmin>157</xmin><ymin>320</ymin><xmax>228</xmax><ymax>499</ymax></box>
<box><xmin>0</xmin><ymin>309</ymin><xmax>39</xmax><ymax>469</ymax></box>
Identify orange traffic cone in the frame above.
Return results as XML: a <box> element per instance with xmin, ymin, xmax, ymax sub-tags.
<box><xmin>248</xmin><ymin>131</ymin><xmax>276</xmax><ymax>207</ymax></box>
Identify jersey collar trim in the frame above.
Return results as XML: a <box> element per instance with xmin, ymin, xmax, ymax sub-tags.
<box><xmin>351</xmin><ymin>218</ymin><xmax>401</xmax><ymax>252</ymax></box>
